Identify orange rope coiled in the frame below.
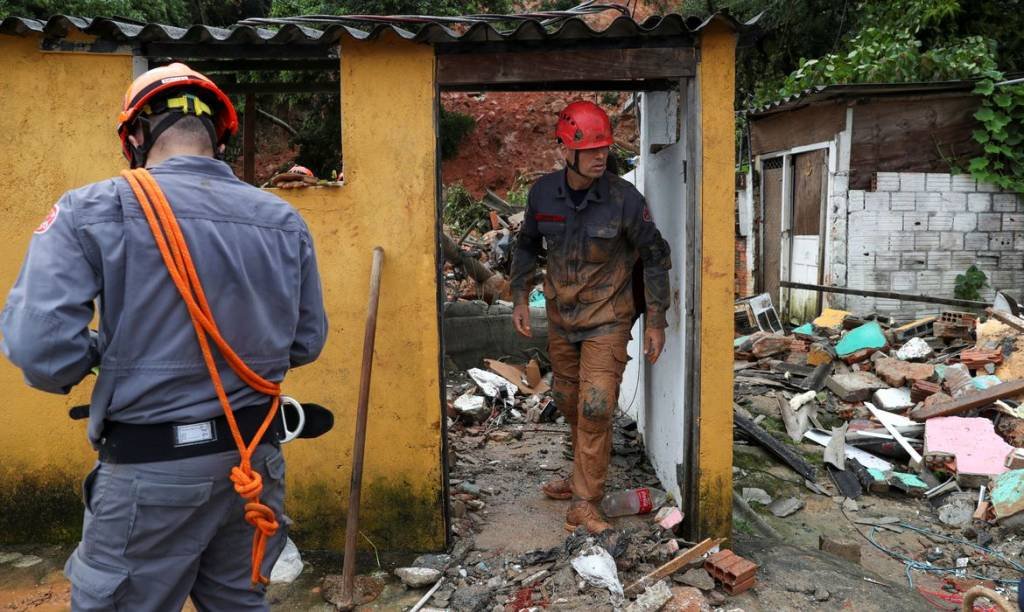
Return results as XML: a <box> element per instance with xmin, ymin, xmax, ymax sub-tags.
<box><xmin>121</xmin><ymin>168</ymin><xmax>281</xmax><ymax>586</ymax></box>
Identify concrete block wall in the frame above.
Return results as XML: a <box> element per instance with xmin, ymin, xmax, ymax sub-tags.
<box><xmin>845</xmin><ymin>172</ymin><xmax>1022</xmax><ymax>318</ymax></box>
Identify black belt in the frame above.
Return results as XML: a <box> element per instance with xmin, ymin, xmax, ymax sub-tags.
<box><xmin>98</xmin><ymin>404</ymin><xmax>283</xmax><ymax>464</ymax></box>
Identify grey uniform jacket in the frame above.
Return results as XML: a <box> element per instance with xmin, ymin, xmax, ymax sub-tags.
<box><xmin>1</xmin><ymin>156</ymin><xmax>328</xmax><ymax>445</ymax></box>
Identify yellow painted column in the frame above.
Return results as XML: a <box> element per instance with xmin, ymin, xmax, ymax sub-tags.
<box><xmin>696</xmin><ymin>22</ymin><xmax>737</xmax><ymax>540</ymax></box>
<box><xmin>0</xmin><ymin>35</ymin><xmax>131</xmax><ymax>542</ymax></box>
<box><xmin>277</xmin><ymin>32</ymin><xmax>445</xmax><ymax>551</ymax></box>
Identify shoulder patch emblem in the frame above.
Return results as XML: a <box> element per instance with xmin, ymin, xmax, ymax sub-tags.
<box><xmin>34</xmin><ymin>203</ymin><xmax>60</xmax><ymax>235</ymax></box>
<box><xmin>642</xmin><ymin>205</ymin><xmax>653</xmax><ymax>223</ymax></box>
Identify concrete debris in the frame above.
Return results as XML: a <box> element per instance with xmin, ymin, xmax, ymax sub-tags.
<box><xmin>396</xmin><ymin>567</ymin><xmax>443</xmax><ymax>588</ymax></box>
<box><xmin>896</xmin><ymin>337</ymin><xmax>933</xmax><ymax>360</ymax></box>
<box><xmin>873</xmin><ymin>357</ymin><xmax>934</xmax><ymax>388</ymax></box>
<box><xmin>624</xmin><ymin>580</ymin><xmax>673</xmax><ymax>612</ymax></box>
<box><xmin>826</xmin><ymin>372</ymin><xmax>887</xmax><ymax>402</ymax></box>
<box><xmin>741</xmin><ymin>487</ymin><xmax>772</xmax><ymax>506</ymax></box>
<box><xmin>453</xmin><ymin>392</ymin><xmax>489</xmax><ymax>423</ymax></box>
<box><xmin>937</xmin><ymin>492</ymin><xmax>976</xmax><ymax>527</ymax></box>
<box><xmin>663</xmin><ymin>586</ymin><xmax>712</xmax><ymax>612</ymax></box>
<box><xmin>871</xmin><ymin>387</ymin><xmax>914</xmax><ymax>411</ymax></box>
<box><xmin>768</xmin><ymin>496</ymin><xmax>805</xmax><ymax>517</ymax></box>
<box><xmin>677</xmin><ymin>567</ymin><xmax>715</xmax><ymax>591</ymax></box>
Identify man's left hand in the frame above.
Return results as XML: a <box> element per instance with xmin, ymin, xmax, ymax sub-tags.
<box><xmin>644</xmin><ymin>327</ymin><xmax>665</xmax><ymax>364</ymax></box>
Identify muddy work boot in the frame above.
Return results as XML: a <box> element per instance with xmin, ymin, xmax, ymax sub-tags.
<box><xmin>564</xmin><ymin>501</ymin><xmax>612</xmax><ymax>534</ymax></box>
<box><xmin>542</xmin><ymin>476</ymin><xmax>573</xmax><ymax>500</ymax></box>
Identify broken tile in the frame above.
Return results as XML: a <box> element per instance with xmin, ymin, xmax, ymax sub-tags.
<box><xmin>991</xmin><ymin>469</ymin><xmax>1024</xmax><ymax>522</ymax></box>
<box><xmin>813</xmin><ymin>308</ymin><xmax>851</xmax><ymax>330</ymax></box>
<box><xmin>654</xmin><ymin>506</ymin><xmax>684</xmax><ymax>530</ymax></box>
<box><xmin>835</xmin><ymin>321</ymin><xmax>887</xmax><ymax>357</ymax></box>
<box><xmin>625</xmin><ymin>581</ymin><xmax>673</xmax><ymax>612</ymax></box>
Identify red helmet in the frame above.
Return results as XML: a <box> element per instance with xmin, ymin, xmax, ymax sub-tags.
<box><xmin>117</xmin><ymin>62</ymin><xmax>238</xmax><ymax>166</ymax></box>
<box><xmin>555</xmin><ymin>101</ymin><xmax>613</xmax><ymax>150</ymax></box>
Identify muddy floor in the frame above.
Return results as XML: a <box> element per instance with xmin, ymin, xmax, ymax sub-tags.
<box><xmin>0</xmin><ymin>413</ymin><xmax>1010</xmax><ymax>611</ymax></box>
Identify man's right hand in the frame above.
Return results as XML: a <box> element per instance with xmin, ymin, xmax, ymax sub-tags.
<box><xmin>512</xmin><ymin>304</ymin><xmax>532</xmax><ymax>338</ymax></box>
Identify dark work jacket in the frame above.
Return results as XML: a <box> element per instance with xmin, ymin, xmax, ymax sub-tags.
<box><xmin>509</xmin><ymin>169</ymin><xmax>672</xmax><ymax>342</ymax></box>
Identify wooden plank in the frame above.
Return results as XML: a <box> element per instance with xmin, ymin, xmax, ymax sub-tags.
<box><xmin>437</xmin><ymin>47</ymin><xmax>695</xmax><ymax>88</ymax></box>
<box><xmin>750</xmin><ymin>103</ymin><xmax>844</xmax><ymax>155</ymax></box>
<box><xmin>761</xmin><ymin>163</ymin><xmax>783</xmax><ymax>299</ymax></box>
<box><xmin>792</xmin><ymin>149</ymin><xmax>826</xmax><ymax>236</ymax></box>
<box><xmin>849</xmin><ymin>94</ymin><xmax>983</xmax><ymax>190</ymax></box>
<box><xmin>623</xmin><ymin>538</ymin><xmax>722</xmax><ymax>597</ymax></box>
<box><xmin>734</xmin><ymin>413</ymin><xmax>816</xmax><ymax>481</ymax></box>
<box><xmin>910</xmin><ymin>379</ymin><xmax>1024</xmax><ymax>421</ymax></box>
<box><xmin>779</xmin><ymin>280</ymin><xmax>990</xmax><ymax>309</ymax></box>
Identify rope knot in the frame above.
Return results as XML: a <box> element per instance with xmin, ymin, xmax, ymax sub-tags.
<box><xmin>230</xmin><ymin>465</ymin><xmax>263</xmax><ymax>501</ymax></box>
<box><xmin>245</xmin><ymin>502</ymin><xmax>280</xmax><ymax>536</ymax></box>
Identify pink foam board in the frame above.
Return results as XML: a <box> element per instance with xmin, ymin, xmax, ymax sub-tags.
<box><xmin>924</xmin><ymin>416</ymin><xmax>1013</xmax><ymax>478</ymax></box>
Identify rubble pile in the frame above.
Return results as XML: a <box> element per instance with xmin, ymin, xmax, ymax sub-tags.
<box><xmin>734</xmin><ymin>294</ymin><xmax>1024</xmax><ymax>604</ymax></box>
<box><xmin>442</xmin><ymin>191</ymin><xmax>527</xmax><ymax>305</ymax></box>
<box><xmin>376</xmin><ymin>355</ymin><xmax>757</xmax><ymax>611</ymax></box>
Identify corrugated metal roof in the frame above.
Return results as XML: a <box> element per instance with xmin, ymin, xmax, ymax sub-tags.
<box><xmin>0</xmin><ymin>12</ymin><xmax>757</xmax><ymax>49</ymax></box>
<box><xmin>750</xmin><ymin>80</ymin><xmax>981</xmax><ymax>117</ymax></box>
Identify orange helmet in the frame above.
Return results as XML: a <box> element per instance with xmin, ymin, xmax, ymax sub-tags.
<box><xmin>117</xmin><ymin>62</ymin><xmax>238</xmax><ymax>167</ymax></box>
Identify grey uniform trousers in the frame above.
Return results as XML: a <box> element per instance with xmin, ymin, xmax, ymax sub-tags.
<box><xmin>65</xmin><ymin>445</ymin><xmax>288</xmax><ymax>611</ymax></box>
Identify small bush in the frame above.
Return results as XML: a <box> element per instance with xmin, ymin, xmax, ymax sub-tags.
<box><xmin>954</xmin><ymin>265</ymin><xmax>989</xmax><ymax>301</ymax></box>
<box><xmin>440</xmin><ymin>108</ymin><xmax>476</xmax><ymax>161</ymax></box>
<box><xmin>443</xmin><ymin>183</ymin><xmax>488</xmax><ymax>234</ymax></box>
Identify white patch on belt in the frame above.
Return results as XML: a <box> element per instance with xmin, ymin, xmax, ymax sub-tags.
<box><xmin>174</xmin><ymin>421</ymin><xmax>217</xmax><ymax>447</ymax></box>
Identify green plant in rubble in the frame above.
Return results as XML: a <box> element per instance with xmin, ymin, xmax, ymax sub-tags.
<box><xmin>954</xmin><ymin>265</ymin><xmax>989</xmax><ymax>301</ymax></box>
<box><xmin>442</xmin><ymin>183</ymin><xmax>488</xmax><ymax>234</ymax></box>
<box><xmin>969</xmin><ymin>73</ymin><xmax>1024</xmax><ymax>191</ymax></box>
<box><xmin>505</xmin><ymin>175</ymin><xmax>532</xmax><ymax>208</ymax></box>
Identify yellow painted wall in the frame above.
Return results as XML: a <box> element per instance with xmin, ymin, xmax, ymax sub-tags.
<box><xmin>696</xmin><ymin>21</ymin><xmax>737</xmax><ymax>540</ymax></box>
<box><xmin>277</xmin><ymin>34</ymin><xmax>445</xmax><ymax>551</ymax></box>
<box><xmin>0</xmin><ymin>32</ymin><xmax>445</xmax><ymax>551</ymax></box>
<box><xmin>0</xmin><ymin>36</ymin><xmax>131</xmax><ymax>541</ymax></box>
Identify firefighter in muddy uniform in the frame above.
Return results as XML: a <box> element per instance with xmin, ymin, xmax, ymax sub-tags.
<box><xmin>0</xmin><ymin>63</ymin><xmax>327</xmax><ymax>610</ymax></box>
<box><xmin>510</xmin><ymin>101</ymin><xmax>671</xmax><ymax>533</ymax></box>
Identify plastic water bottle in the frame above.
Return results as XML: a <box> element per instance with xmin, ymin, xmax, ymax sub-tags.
<box><xmin>601</xmin><ymin>487</ymin><xmax>668</xmax><ymax>517</ymax></box>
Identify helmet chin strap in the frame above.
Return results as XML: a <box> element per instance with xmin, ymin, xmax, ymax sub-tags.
<box><xmin>566</xmin><ymin>149</ymin><xmax>582</xmax><ymax>176</ymax></box>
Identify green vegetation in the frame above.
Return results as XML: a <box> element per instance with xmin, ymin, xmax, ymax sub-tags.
<box><xmin>954</xmin><ymin>265</ymin><xmax>989</xmax><ymax>301</ymax></box>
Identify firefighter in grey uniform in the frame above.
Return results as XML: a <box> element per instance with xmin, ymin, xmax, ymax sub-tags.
<box><xmin>0</xmin><ymin>63</ymin><xmax>328</xmax><ymax>611</ymax></box>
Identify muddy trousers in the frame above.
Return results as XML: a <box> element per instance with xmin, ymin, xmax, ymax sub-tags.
<box><xmin>65</xmin><ymin>445</ymin><xmax>288</xmax><ymax>612</ymax></box>
<box><xmin>548</xmin><ymin>328</ymin><xmax>630</xmax><ymax>503</ymax></box>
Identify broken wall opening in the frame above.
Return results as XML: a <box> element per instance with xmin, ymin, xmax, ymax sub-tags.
<box><xmin>438</xmin><ymin>73</ymin><xmax>698</xmax><ymax>540</ymax></box>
